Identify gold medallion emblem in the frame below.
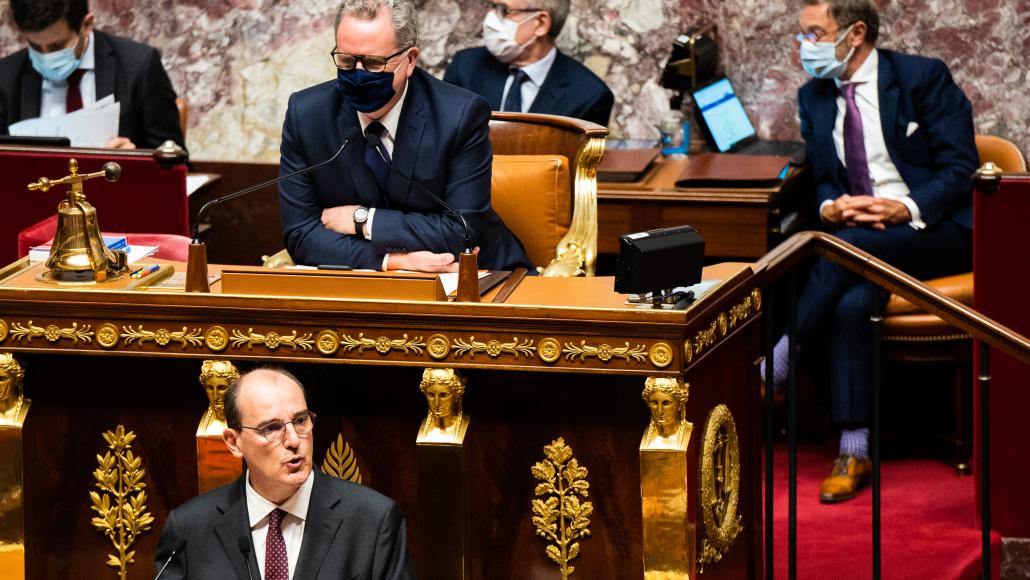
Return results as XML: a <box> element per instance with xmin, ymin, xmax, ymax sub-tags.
<box><xmin>538</xmin><ymin>337</ymin><xmax>561</xmax><ymax>363</ymax></box>
<box><xmin>684</xmin><ymin>340</ymin><xmax>693</xmax><ymax>364</ymax></box>
<box><xmin>0</xmin><ymin>318</ymin><xmax>7</xmax><ymax>342</ymax></box>
<box><xmin>204</xmin><ymin>326</ymin><xmax>228</xmax><ymax>351</ymax></box>
<box><xmin>751</xmin><ymin>287</ymin><xmax>762</xmax><ymax>312</ymax></box>
<box><xmin>698</xmin><ymin>404</ymin><xmax>743</xmax><ymax>570</ymax></box>
<box><xmin>718</xmin><ymin>313</ymin><xmax>728</xmax><ymax>336</ymax></box>
<box><xmin>648</xmin><ymin>342</ymin><xmax>673</xmax><ymax>368</ymax></box>
<box><xmin>96</xmin><ymin>323</ymin><xmax>119</xmax><ymax>348</ymax></box>
<box><xmin>316</xmin><ymin>330</ymin><xmax>340</xmax><ymax>356</ymax></box>
<box><xmin>427</xmin><ymin>334</ymin><xmax>450</xmax><ymax>359</ymax></box>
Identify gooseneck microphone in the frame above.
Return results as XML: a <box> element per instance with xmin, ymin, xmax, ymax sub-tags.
<box><xmin>238</xmin><ymin>536</ymin><xmax>256</xmax><ymax>580</ymax></box>
<box><xmin>365</xmin><ymin>132</ymin><xmax>476</xmax><ymax>252</ymax></box>
<box><xmin>153</xmin><ymin>538</ymin><xmax>186</xmax><ymax>580</ymax></box>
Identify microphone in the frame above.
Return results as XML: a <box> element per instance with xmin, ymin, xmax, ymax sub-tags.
<box><xmin>153</xmin><ymin>538</ymin><xmax>186</xmax><ymax>580</ymax></box>
<box><xmin>365</xmin><ymin>132</ymin><xmax>476</xmax><ymax>253</ymax></box>
<box><xmin>238</xmin><ymin>536</ymin><xmax>256</xmax><ymax>580</ymax></box>
<box><xmin>184</xmin><ymin>127</ymin><xmax>363</xmax><ymax>292</ymax></box>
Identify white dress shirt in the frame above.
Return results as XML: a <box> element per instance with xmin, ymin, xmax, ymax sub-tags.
<box><xmin>246</xmin><ymin>470</ymin><xmax>314</xmax><ymax>580</ymax></box>
<box><xmin>826</xmin><ymin>49</ymin><xmax>924</xmax><ymax>229</ymax></box>
<box><xmin>499</xmin><ymin>46</ymin><xmax>557</xmax><ymax>113</ymax></box>
<box><xmin>40</xmin><ymin>32</ymin><xmax>97</xmax><ymax>118</ymax></box>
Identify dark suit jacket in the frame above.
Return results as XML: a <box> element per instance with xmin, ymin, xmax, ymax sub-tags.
<box><xmin>154</xmin><ymin>471</ymin><xmax>415</xmax><ymax>580</ymax></box>
<box><xmin>798</xmin><ymin>49</ymin><xmax>977</xmax><ymax>229</ymax></box>
<box><xmin>443</xmin><ymin>46</ymin><xmax>614</xmax><ymax>127</ymax></box>
<box><xmin>0</xmin><ymin>30</ymin><xmax>184</xmax><ymax>149</ymax></box>
<box><xmin>279</xmin><ymin>67</ymin><xmax>532</xmax><ymax>271</ymax></box>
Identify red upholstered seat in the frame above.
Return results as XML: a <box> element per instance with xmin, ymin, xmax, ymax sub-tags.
<box><xmin>17</xmin><ymin>216</ymin><xmax>192</xmax><ymax>262</ymax></box>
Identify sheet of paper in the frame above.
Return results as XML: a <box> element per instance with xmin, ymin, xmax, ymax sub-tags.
<box><xmin>8</xmin><ymin>100</ymin><xmax>120</xmax><ymax>147</ymax></box>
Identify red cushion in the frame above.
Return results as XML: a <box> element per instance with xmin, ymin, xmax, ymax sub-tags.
<box><xmin>18</xmin><ymin>216</ymin><xmax>192</xmax><ymax>262</ymax></box>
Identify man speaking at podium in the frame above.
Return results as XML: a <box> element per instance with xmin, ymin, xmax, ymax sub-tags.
<box><xmin>278</xmin><ymin>0</ymin><xmax>531</xmax><ymax>273</ymax></box>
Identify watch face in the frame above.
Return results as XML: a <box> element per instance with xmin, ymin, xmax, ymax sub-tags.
<box><xmin>354</xmin><ymin>207</ymin><xmax>369</xmax><ymax>222</ymax></box>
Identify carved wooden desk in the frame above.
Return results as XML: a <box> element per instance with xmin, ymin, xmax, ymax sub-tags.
<box><xmin>0</xmin><ymin>260</ymin><xmax>763</xmax><ymax>579</ymax></box>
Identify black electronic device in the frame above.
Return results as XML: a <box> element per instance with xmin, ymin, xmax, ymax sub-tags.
<box><xmin>0</xmin><ymin>134</ymin><xmax>71</xmax><ymax>147</ymax></box>
<box><xmin>660</xmin><ymin>25</ymin><xmax>720</xmax><ymax>109</ymax></box>
<box><xmin>614</xmin><ymin>225</ymin><xmax>705</xmax><ymax>304</ymax></box>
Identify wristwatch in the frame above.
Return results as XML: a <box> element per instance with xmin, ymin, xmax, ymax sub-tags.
<box><xmin>353</xmin><ymin>206</ymin><xmax>369</xmax><ymax>237</ymax></box>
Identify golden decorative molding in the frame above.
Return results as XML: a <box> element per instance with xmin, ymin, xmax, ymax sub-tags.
<box><xmin>339</xmin><ymin>332</ymin><xmax>425</xmax><ymax>355</ymax></box>
<box><xmin>539</xmin><ymin>136</ymin><xmax>605</xmax><ymax>277</ymax></box>
<box><xmin>693</xmin><ymin>321</ymin><xmax>718</xmax><ymax>357</ymax></box>
<box><xmin>10</xmin><ymin>320</ymin><xmax>93</xmax><ymax>344</ymax></box>
<box><xmin>96</xmin><ymin>323</ymin><xmax>119</xmax><ymax>348</ymax></box>
<box><xmin>122</xmin><ymin>325</ymin><xmax>203</xmax><ymax>348</ymax></box>
<box><xmin>697</xmin><ymin>404</ymin><xmax>742</xmax><ymax>571</ymax></box>
<box><xmin>538</xmin><ymin>337</ymin><xmax>561</xmax><ymax>363</ymax></box>
<box><xmin>563</xmin><ymin>340</ymin><xmax>647</xmax><ymax>363</ymax></box>
<box><xmin>751</xmin><ymin>287</ymin><xmax>762</xmax><ymax>312</ymax></box>
<box><xmin>685</xmin><ymin>289</ymin><xmax>762</xmax><ymax>365</ymax></box>
<box><xmin>316</xmin><ymin>330</ymin><xmax>340</xmax><ymax>356</ymax></box>
<box><xmin>321</xmin><ymin>433</ymin><xmax>363</xmax><ymax>484</ymax></box>
<box><xmin>452</xmin><ymin>336</ymin><xmax>535</xmax><ymax>359</ymax></box>
<box><xmin>231</xmin><ymin>328</ymin><xmax>314</xmax><ymax>351</ymax></box>
<box><xmin>204</xmin><ymin>326</ymin><xmax>229</xmax><ymax>352</ymax></box>
<box><xmin>0</xmin><ymin>318</ymin><xmax>8</xmax><ymax>342</ymax></box>
<box><xmin>648</xmin><ymin>342</ymin><xmax>674</xmax><ymax>368</ymax></box>
<box><xmin>532</xmin><ymin>437</ymin><xmax>593</xmax><ymax>579</ymax></box>
<box><xmin>426</xmin><ymin>333</ymin><xmax>450</xmax><ymax>359</ymax></box>
<box><xmin>89</xmin><ymin>425</ymin><xmax>154</xmax><ymax>580</ymax></box>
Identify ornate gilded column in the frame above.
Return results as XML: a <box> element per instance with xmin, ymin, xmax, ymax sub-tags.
<box><xmin>0</xmin><ymin>354</ymin><xmax>30</xmax><ymax>579</ymax></box>
<box><xmin>639</xmin><ymin>377</ymin><xmax>694</xmax><ymax>580</ymax></box>
<box><xmin>415</xmin><ymin>368</ymin><xmax>470</xmax><ymax>580</ymax></box>
<box><xmin>196</xmin><ymin>360</ymin><xmax>242</xmax><ymax>493</ymax></box>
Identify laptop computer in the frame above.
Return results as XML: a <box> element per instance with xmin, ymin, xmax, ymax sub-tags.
<box><xmin>690</xmin><ymin>77</ymin><xmax>805</xmax><ymax>165</ymax></box>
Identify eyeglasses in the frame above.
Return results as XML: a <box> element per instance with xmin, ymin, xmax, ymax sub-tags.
<box><xmin>238</xmin><ymin>411</ymin><xmax>316</xmax><ymax>443</ymax></box>
<box><xmin>484</xmin><ymin>1</ymin><xmax>543</xmax><ymax>19</ymax></box>
<box><xmin>795</xmin><ymin>23</ymin><xmax>853</xmax><ymax>44</ymax></box>
<box><xmin>331</xmin><ymin>47</ymin><xmax>410</xmax><ymax>73</ymax></box>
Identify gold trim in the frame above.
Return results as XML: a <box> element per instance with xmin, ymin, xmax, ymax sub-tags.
<box><xmin>321</xmin><ymin>433</ymin><xmax>362</xmax><ymax>484</ymax></box>
<box><xmin>718</xmin><ymin>313</ymin><xmax>728</xmax><ymax>336</ymax></box>
<box><xmin>426</xmin><ymin>333</ymin><xmax>450</xmax><ymax>359</ymax></box>
<box><xmin>230</xmin><ymin>328</ymin><xmax>314</xmax><ymax>351</ymax></box>
<box><xmin>122</xmin><ymin>325</ymin><xmax>203</xmax><ymax>348</ymax></box>
<box><xmin>452</xmin><ymin>336</ymin><xmax>535</xmax><ymax>358</ymax></box>
<box><xmin>539</xmin><ymin>136</ymin><xmax>605</xmax><ymax>277</ymax></box>
<box><xmin>883</xmin><ymin>333</ymin><xmax>971</xmax><ymax>343</ymax></box>
<box><xmin>339</xmin><ymin>332</ymin><xmax>426</xmax><ymax>355</ymax></box>
<box><xmin>96</xmin><ymin>323</ymin><xmax>119</xmax><ymax>348</ymax></box>
<box><xmin>692</xmin><ymin>321</ymin><xmax>718</xmax><ymax>357</ymax></box>
<box><xmin>316</xmin><ymin>330</ymin><xmax>340</xmax><ymax>356</ymax></box>
<box><xmin>532</xmin><ymin>437</ymin><xmax>593</xmax><ymax>579</ymax></box>
<box><xmin>751</xmin><ymin>288</ymin><xmax>762</xmax><ymax>312</ymax></box>
<box><xmin>204</xmin><ymin>326</ymin><xmax>229</xmax><ymax>352</ymax></box>
<box><xmin>648</xmin><ymin>342</ymin><xmax>674</xmax><ymax>368</ymax></box>
<box><xmin>0</xmin><ymin>318</ymin><xmax>7</xmax><ymax>342</ymax></box>
<box><xmin>539</xmin><ymin>337</ymin><xmax>561</xmax><ymax>363</ymax></box>
<box><xmin>685</xmin><ymin>289</ymin><xmax>762</xmax><ymax>365</ymax></box>
<box><xmin>684</xmin><ymin>340</ymin><xmax>693</xmax><ymax>363</ymax></box>
<box><xmin>10</xmin><ymin>320</ymin><xmax>94</xmax><ymax>344</ymax></box>
<box><xmin>89</xmin><ymin>425</ymin><xmax>154</xmax><ymax>579</ymax></box>
<box><xmin>563</xmin><ymin>340</ymin><xmax>647</xmax><ymax>363</ymax></box>
<box><xmin>698</xmin><ymin>404</ymin><xmax>742</xmax><ymax>571</ymax></box>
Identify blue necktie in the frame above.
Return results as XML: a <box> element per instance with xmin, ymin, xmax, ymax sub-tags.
<box><xmin>364</xmin><ymin>121</ymin><xmax>391</xmax><ymax>192</ymax></box>
<box><xmin>502</xmin><ymin>68</ymin><xmax>529</xmax><ymax>113</ymax></box>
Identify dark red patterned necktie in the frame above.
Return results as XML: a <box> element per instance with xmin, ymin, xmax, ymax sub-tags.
<box><xmin>65</xmin><ymin>69</ymin><xmax>85</xmax><ymax>113</ymax></box>
<box><xmin>265</xmin><ymin>508</ymin><xmax>289</xmax><ymax>580</ymax></box>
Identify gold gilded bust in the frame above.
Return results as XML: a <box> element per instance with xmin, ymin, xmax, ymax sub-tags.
<box><xmin>416</xmin><ymin>368</ymin><xmax>470</xmax><ymax>444</ymax></box>
<box><xmin>197</xmin><ymin>360</ymin><xmax>240</xmax><ymax>435</ymax></box>
<box><xmin>0</xmin><ymin>353</ymin><xmax>29</xmax><ymax>426</ymax></box>
<box><xmin>641</xmin><ymin>377</ymin><xmax>689</xmax><ymax>450</ymax></box>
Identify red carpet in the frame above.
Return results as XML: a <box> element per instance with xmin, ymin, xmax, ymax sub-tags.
<box><xmin>766</xmin><ymin>444</ymin><xmax>1001</xmax><ymax>579</ymax></box>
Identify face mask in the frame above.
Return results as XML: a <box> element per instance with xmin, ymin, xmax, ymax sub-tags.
<box><xmin>799</xmin><ymin>24</ymin><xmax>855</xmax><ymax>79</ymax></box>
<box><xmin>336</xmin><ymin>67</ymin><xmax>397</xmax><ymax>113</ymax></box>
<box><xmin>28</xmin><ymin>44</ymin><xmax>82</xmax><ymax>82</ymax></box>
<box><xmin>482</xmin><ymin>10</ymin><xmax>539</xmax><ymax>64</ymax></box>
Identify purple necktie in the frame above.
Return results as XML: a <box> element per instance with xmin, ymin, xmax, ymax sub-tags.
<box><xmin>265</xmin><ymin>508</ymin><xmax>289</xmax><ymax>580</ymax></box>
<box><xmin>66</xmin><ymin>69</ymin><xmax>85</xmax><ymax>113</ymax></box>
<box><xmin>841</xmin><ymin>83</ymin><xmax>873</xmax><ymax>196</ymax></box>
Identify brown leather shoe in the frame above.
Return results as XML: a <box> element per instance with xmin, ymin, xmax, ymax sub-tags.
<box><xmin>819</xmin><ymin>454</ymin><xmax>872</xmax><ymax>503</ymax></box>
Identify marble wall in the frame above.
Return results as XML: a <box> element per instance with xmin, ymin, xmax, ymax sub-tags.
<box><xmin>1</xmin><ymin>0</ymin><xmax>1027</xmax><ymax>162</ymax></box>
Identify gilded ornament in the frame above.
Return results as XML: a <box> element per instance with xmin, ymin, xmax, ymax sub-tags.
<box><xmin>751</xmin><ymin>287</ymin><xmax>762</xmax><ymax>312</ymax></box>
<box><xmin>0</xmin><ymin>318</ymin><xmax>7</xmax><ymax>342</ymax></box>
<box><xmin>451</xmin><ymin>336</ymin><xmax>535</xmax><ymax>359</ymax></box>
<box><xmin>10</xmin><ymin>320</ymin><xmax>93</xmax><ymax>344</ymax></box>
<box><xmin>729</xmin><ymin>298</ymin><xmax>752</xmax><ymax>328</ymax></box>
<box><xmin>96</xmin><ymin>323</ymin><xmax>119</xmax><ymax>348</ymax></box>
<box><xmin>321</xmin><ymin>433</ymin><xmax>363</xmax><ymax>484</ymax></box>
<box><xmin>640</xmin><ymin>377</ymin><xmax>690</xmax><ymax>450</ymax></box>
<box><xmin>562</xmin><ymin>340</ymin><xmax>647</xmax><ymax>363</ymax></box>
<box><xmin>684</xmin><ymin>340</ymin><xmax>694</xmax><ymax>364</ymax></box>
<box><xmin>197</xmin><ymin>360</ymin><xmax>240</xmax><ymax>434</ymax></box>
<box><xmin>316</xmin><ymin>330</ymin><xmax>340</xmax><ymax>356</ymax></box>
<box><xmin>0</xmin><ymin>353</ymin><xmax>30</xmax><ymax>425</ymax></box>
<box><xmin>230</xmin><ymin>328</ymin><xmax>314</xmax><ymax>351</ymax></box>
<box><xmin>718</xmin><ymin>313</ymin><xmax>728</xmax><ymax>336</ymax></box>
<box><xmin>339</xmin><ymin>332</ymin><xmax>425</xmax><ymax>355</ymax></box>
<box><xmin>531</xmin><ymin>437</ymin><xmax>593</xmax><ymax>579</ymax></box>
<box><xmin>416</xmin><ymin>368</ymin><xmax>470</xmax><ymax>444</ymax></box>
<box><xmin>122</xmin><ymin>325</ymin><xmax>203</xmax><ymax>349</ymax></box>
<box><xmin>698</xmin><ymin>404</ymin><xmax>743</xmax><ymax>571</ymax></box>
<box><xmin>204</xmin><ymin>326</ymin><xmax>229</xmax><ymax>352</ymax></box>
<box><xmin>538</xmin><ymin>337</ymin><xmax>561</xmax><ymax>363</ymax></box>
<box><xmin>89</xmin><ymin>425</ymin><xmax>154</xmax><ymax>580</ymax></box>
<box><xmin>426</xmin><ymin>334</ymin><xmax>450</xmax><ymax>359</ymax></box>
<box><xmin>648</xmin><ymin>342</ymin><xmax>674</xmax><ymax>368</ymax></box>
<box><xmin>693</xmin><ymin>321</ymin><xmax>718</xmax><ymax>356</ymax></box>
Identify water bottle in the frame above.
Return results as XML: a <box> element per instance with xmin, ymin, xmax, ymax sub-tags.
<box><xmin>659</xmin><ymin>111</ymin><xmax>690</xmax><ymax>159</ymax></box>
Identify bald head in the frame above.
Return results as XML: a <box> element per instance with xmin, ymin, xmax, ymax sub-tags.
<box><xmin>224</xmin><ymin>367</ymin><xmax>306</xmax><ymax>429</ymax></box>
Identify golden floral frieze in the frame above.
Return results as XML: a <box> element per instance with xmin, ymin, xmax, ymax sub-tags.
<box><xmin>452</xmin><ymin>336</ymin><xmax>535</xmax><ymax>359</ymax></box>
<box><xmin>10</xmin><ymin>320</ymin><xmax>93</xmax><ymax>344</ymax></box>
<box><xmin>532</xmin><ymin>437</ymin><xmax>593</xmax><ymax>579</ymax></box>
<box><xmin>231</xmin><ymin>328</ymin><xmax>314</xmax><ymax>351</ymax></box>
<box><xmin>122</xmin><ymin>325</ymin><xmax>203</xmax><ymax>348</ymax></box>
<box><xmin>562</xmin><ymin>340</ymin><xmax>647</xmax><ymax>364</ymax></box>
<box><xmin>685</xmin><ymin>288</ymin><xmax>762</xmax><ymax>365</ymax></box>
<box><xmin>340</xmin><ymin>332</ymin><xmax>425</xmax><ymax>355</ymax></box>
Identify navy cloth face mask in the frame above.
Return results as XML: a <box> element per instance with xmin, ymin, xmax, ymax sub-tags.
<box><xmin>336</xmin><ymin>68</ymin><xmax>396</xmax><ymax>113</ymax></box>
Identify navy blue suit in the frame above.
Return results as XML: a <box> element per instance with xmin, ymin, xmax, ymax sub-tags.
<box><xmin>443</xmin><ymin>47</ymin><xmax>613</xmax><ymax>127</ymax></box>
<box><xmin>279</xmin><ymin>67</ymin><xmax>531</xmax><ymax>271</ymax></box>
<box><xmin>795</xmin><ymin>49</ymin><xmax>977</xmax><ymax>425</ymax></box>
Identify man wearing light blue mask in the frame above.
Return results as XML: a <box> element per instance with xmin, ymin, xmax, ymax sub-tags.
<box><xmin>278</xmin><ymin>0</ymin><xmax>531</xmax><ymax>273</ymax></box>
<box><xmin>762</xmin><ymin>0</ymin><xmax>976</xmax><ymax>504</ymax></box>
<box><xmin>442</xmin><ymin>0</ymin><xmax>613</xmax><ymax>127</ymax></box>
<box><xmin>0</xmin><ymin>0</ymin><xmax>184</xmax><ymax>150</ymax></box>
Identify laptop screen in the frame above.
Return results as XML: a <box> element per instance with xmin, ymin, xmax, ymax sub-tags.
<box><xmin>691</xmin><ymin>77</ymin><xmax>757</xmax><ymax>152</ymax></box>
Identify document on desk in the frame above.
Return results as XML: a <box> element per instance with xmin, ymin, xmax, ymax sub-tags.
<box><xmin>8</xmin><ymin>96</ymin><xmax>120</xmax><ymax>147</ymax></box>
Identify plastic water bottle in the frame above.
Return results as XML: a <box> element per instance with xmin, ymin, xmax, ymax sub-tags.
<box><xmin>659</xmin><ymin>111</ymin><xmax>690</xmax><ymax>159</ymax></box>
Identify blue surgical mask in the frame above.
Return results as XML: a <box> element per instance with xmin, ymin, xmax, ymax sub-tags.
<box><xmin>28</xmin><ymin>44</ymin><xmax>82</xmax><ymax>82</ymax></box>
<box><xmin>336</xmin><ymin>68</ymin><xmax>397</xmax><ymax>113</ymax></box>
<box><xmin>798</xmin><ymin>24</ymin><xmax>855</xmax><ymax>79</ymax></box>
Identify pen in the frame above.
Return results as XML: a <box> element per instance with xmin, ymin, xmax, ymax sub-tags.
<box><xmin>130</xmin><ymin>264</ymin><xmax>161</xmax><ymax>279</ymax></box>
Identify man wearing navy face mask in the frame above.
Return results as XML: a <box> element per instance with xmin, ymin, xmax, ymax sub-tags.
<box><xmin>443</xmin><ymin>0</ymin><xmax>613</xmax><ymax>127</ymax></box>
<box><xmin>279</xmin><ymin>0</ymin><xmax>532</xmax><ymax>273</ymax></box>
<box><xmin>0</xmin><ymin>0</ymin><xmax>184</xmax><ymax>149</ymax></box>
<box><xmin>762</xmin><ymin>0</ymin><xmax>976</xmax><ymax>503</ymax></box>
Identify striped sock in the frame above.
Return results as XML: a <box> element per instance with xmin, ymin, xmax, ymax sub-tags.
<box><xmin>839</xmin><ymin>428</ymin><xmax>870</xmax><ymax>459</ymax></box>
<box><xmin>759</xmin><ymin>334</ymin><xmax>791</xmax><ymax>391</ymax></box>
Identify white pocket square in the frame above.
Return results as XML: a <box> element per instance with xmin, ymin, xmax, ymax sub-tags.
<box><xmin>906</xmin><ymin>122</ymin><xmax>920</xmax><ymax>137</ymax></box>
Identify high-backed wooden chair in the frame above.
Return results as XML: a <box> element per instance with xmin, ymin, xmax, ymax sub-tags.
<box><xmin>175</xmin><ymin>98</ymin><xmax>188</xmax><ymax>140</ymax></box>
<box><xmin>488</xmin><ymin>112</ymin><xmax>607</xmax><ymax>276</ymax></box>
<box><xmin>882</xmin><ymin>134</ymin><xmax>1027</xmax><ymax>471</ymax></box>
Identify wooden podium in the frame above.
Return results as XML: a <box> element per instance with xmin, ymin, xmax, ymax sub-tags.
<box><xmin>0</xmin><ymin>259</ymin><xmax>763</xmax><ymax>579</ymax></box>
